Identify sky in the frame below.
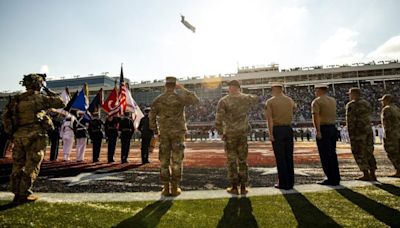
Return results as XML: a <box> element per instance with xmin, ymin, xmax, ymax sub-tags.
<box><xmin>0</xmin><ymin>0</ymin><xmax>399</xmax><ymax>91</ymax></box>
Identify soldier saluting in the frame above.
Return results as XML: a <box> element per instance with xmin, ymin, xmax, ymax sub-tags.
<box><xmin>149</xmin><ymin>77</ymin><xmax>199</xmax><ymax>196</ymax></box>
<box><xmin>215</xmin><ymin>80</ymin><xmax>258</xmax><ymax>195</ymax></box>
<box><xmin>2</xmin><ymin>74</ymin><xmax>64</xmax><ymax>204</ymax></box>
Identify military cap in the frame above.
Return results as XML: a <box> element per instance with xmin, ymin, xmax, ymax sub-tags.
<box><xmin>144</xmin><ymin>107</ymin><xmax>151</xmax><ymax>112</ymax></box>
<box><xmin>271</xmin><ymin>83</ymin><xmax>283</xmax><ymax>88</ymax></box>
<box><xmin>378</xmin><ymin>94</ymin><xmax>394</xmax><ymax>102</ymax></box>
<box><xmin>314</xmin><ymin>84</ymin><xmax>329</xmax><ymax>89</ymax></box>
<box><xmin>227</xmin><ymin>80</ymin><xmax>241</xmax><ymax>88</ymax></box>
<box><xmin>347</xmin><ymin>87</ymin><xmax>361</xmax><ymax>95</ymax></box>
<box><xmin>166</xmin><ymin>76</ymin><xmax>177</xmax><ymax>83</ymax></box>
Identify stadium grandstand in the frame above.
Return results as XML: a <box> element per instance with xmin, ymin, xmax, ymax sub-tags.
<box><xmin>131</xmin><ymin>60</ymin><xmax>400</xmax><ymax>129</ymax></box>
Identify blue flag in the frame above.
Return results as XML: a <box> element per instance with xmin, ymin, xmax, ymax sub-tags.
<box><xmin>71</xmin><ymin>89</ymin><xmax>88</xmax><ymax>112</ymax></box>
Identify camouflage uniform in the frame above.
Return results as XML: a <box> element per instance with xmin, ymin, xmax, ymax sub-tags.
<box><xmin>215</xmin><ymin>93</ymin><xmax>258</xmax><ymax>185</ymax></box>
<box><xmin>381</xmin><ymin>104</ymin><xmax>400</xmax><ymax>171</ymax></box>
<box><xmin>346</xmin><ymin>98</ymin><xmax>377</xmax><ymax>171</ymax></box>
<box><xmin>2</xmin><ymin>74</ymin><xmax>64</xmax><ymax>198</ymax></box>
<box><xmin>149</xmin><ymin>85</ymin><xmax>199</xmax><ymax>185</ymax></box>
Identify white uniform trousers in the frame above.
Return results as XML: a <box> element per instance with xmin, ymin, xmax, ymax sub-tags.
<box><xmin>62</xmin><ymin>136</ymin><xmax>74</xmax><ymax>161</ymax></box>
<box><xmin>76</xmin><ymin>137</ymin><xmax>87</xmax><ymax>161</ymax></box>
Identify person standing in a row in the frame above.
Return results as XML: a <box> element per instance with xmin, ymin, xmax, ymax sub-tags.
<box><xmin>312</xmin><ymin>84</ymin><xmax>340</xmax><ymax>186</ymax></box>
<box><xmin>47</xmin><ymin>111</ymin><xmax>62</xmax><ymax>161</ymax></box>
<box><xmin>60</xmin><ymin>114</ymin><xmax>75</xmax><ymax>161</ymax></box>
<box><xmin>88</xmin><ymin>111</ymin><xmax>104</xmax><ymax>163</ymax></box>
<box><xmin>380</xmin><ymin>94</ymin><xmax>400</xmax><ymax>178</ymax></box>
<box><xmin>74</xmin><ymin>111</ymin><xmax>88</xmax><ymax>162</ymax></box>
<box><xmin>265</xmin><ymin>84</ymin><xmax>296</xmax><ymax>190</ymax></box>
<box><xmin>150</xmin><ymin>76</ymin><xmax>200</xmax><ymax>196</ymax></box>
<box><xmin>0</xmin><ymin>111</ymin><xmax>10</xmax><ymax>158</ymax></box>
<box><xmin>345</xmin><ymin>88</ymin><xmax>377</xmax><ymax>181</ymax></box>
<box><xmin>119</xmin><ymin>111</ymin><xmax>135</xmax><ymax>163</ymax></box>
<box><xmin>138</xmin><ymin>107</ymin><xmax>153</xmax><ymax>164</ymax></box>
<box><xmin>105</xmin><ymin>115</ymin><xmax>119</xmax><ymax>163</ymax></box>
<box><xmin>215</xmin><ymin>80</ymin><xmax>258</xmax><ymax>195</ymax></box>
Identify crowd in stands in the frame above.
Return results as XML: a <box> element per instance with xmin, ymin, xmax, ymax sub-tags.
<box><xmin>140</xmin><ymin>81</ymin><xmax>400</xmax><ymax>124</ymax></box>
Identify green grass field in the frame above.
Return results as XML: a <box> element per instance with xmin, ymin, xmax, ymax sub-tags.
<box><xmin>1</xmin><ymin>182</ymin><xmax>400</xmax><ymax>228</ymax></box>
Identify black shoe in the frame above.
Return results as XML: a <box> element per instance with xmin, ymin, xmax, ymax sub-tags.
<box><xmin>121</xmin><ymin>160</ymin><xmax>128</xmax><ymax>164</ymax></box>
<box><xmin>108</xmin><ymin>160</ymin><xmax>115</xmax><ymax>163</ymax></box>
<box><xmin>274</xmin><ymin>184</ymin><xmax>292</xmax><ymax>190</ymax></box>
<box><xmin>317</xmin><ymin>179</ymin><xmax>339</xmax><ymax>186</ymax></box>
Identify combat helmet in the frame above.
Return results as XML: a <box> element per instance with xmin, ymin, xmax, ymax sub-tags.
<box><xmin>20</xmin><ymin>73</ymin><xmax>46</xmax><ymax>91</ymax></box>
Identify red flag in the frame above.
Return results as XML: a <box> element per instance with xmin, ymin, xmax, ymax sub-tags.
<box><xmin>102</xmin><ymin>87</ymin><xmax>119</xmax><ymax>115</ymax></box>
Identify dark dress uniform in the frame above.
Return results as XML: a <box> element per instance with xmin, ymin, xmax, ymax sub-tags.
<box><xmin>47</xmin><ymin>113</ymin><xmax>62</xmax><ymax>161</ymax></box>
<box><xmin>89</xmin><ymin>117</ymin><xmax>104</xmax><ymax>162</ymax></box>
<box><xmin>0</xmin><ymin>120</ymin><xmax>10</xmax><ymax>158</ymax></box>
<box><xmin>105</xmin><ymin>116</ymin><xmax>119</xmax><ymax>163</ymax></box>
<box><xmin>265</xmin><ymin>91</ymin><xmax>296</xmax><ymax>190</ymax></box>
<box><xmin>119</xmin><ymin>114</ymin><xmax>135</xmax><ymax>163</ymax></box>
<box><xmin>312</xmin><ymin>89</ymin><xmax>341</xmax><ymax>185</ymax></box>
<box><xmin>138</xmin><ymin>110</ymin><xmax>153</xmax><ymax>163</ymax></box>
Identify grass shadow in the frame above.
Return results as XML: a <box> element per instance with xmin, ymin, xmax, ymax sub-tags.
<box><xmin>283</xmin><ymin>190</ymin><xmax>340</xmax><ymax>227</ymax></box>
<box><xmin>0</xmin><ymin>202</ymin><xmax>20</xmax><ymax>212</ymax></box>
<box><xmin>115</xmin><ymin>199</ymin><xmax>173</xmax><ymax>228</ymax></box>
<box><xmin>217</xmin><ymin>197</ymin><xmax>258</xmax><ymax>228</ymax></box>
<box><xmin>374</xmin><ymin>182</ymin><xmax>400</xmax><ymax>197</ymax></box>
<box><xmin>336</xmin><ymin>186</ymin><xmax>400</xmax><ymax>227</ymax></box>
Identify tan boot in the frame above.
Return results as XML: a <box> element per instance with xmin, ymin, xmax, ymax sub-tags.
<box><xmin>226</xmin><ymin>184</ymin><xmax>239</xmax><ymax>195</ymax></box>
<box><xmin>161</xmin><ymin>183</ymin><xmax>170</xmax><ymax>196</ymax></box>
<box><xmin>356</xmin><ymin>170</ymin><xmax>370</xmax><ymax>181</ymax></box>
<box><xmin>240</xmin><ymin>184</ymin><xmax>248</xmax><ymax>195</ymax></box>
<box><xmin>170</xmin><ymin>183</ymin><xmax>182</xmax><ymax>196</ymax></box>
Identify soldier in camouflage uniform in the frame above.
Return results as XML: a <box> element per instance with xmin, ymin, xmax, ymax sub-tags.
<box><xmin>149</xmin><ymin>76</ymin><xmax>199</xmax><ymax>196</ymax></box>
<box><xmin>379</xmin><ymin>94</ymin><xmax>400</xmax><ymax>178</ymax></box>
<box><xmin>1</xmin><ymin>74</ymin><xmax>64</xmax><ymax>204</ymax></box>
<box><xmin>215</xmin><ymin>80</ymin><xmax>258</xmax><ymax>195</ymax></box>
<box><xmin>345</xmin><ymin>88</ymin><xmax>377</xmax><ymax>181</ymax></box>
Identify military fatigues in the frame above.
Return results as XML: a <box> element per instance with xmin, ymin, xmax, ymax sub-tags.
<box><xmin>138</xmin><ymin>113</ymin><xmax>153</xmax><ymax>163</ymax></box>
<box><xmin>105</xmin><ymin>116</ymin><xmax>119</xmax><ymax>163</ymax></box>
<box><xmin>0</xmin><ymin>120</ymin><xmax>10</xmax><ymax>158</ymax></box>
<box><xmin>312</xmin><ymin>94</ymin><xmax>341</xmax><ymax>184</ymax></box>
<box><xmin>215</xmin><ymin>93</ymin><xmax>258</xmax><ymax>185</ymax></box>
<box><xmin>88</xmin><ymin>118</ymin><xmax>104</xmax><ymax>162</ymax></box>
<box><xmin>346</xmin><ymin>98</ymin><xmax>377</xmax><ymax>171</ymax></box>
<box><xmin>119</xmin><ymin>116</ymin><xmax>134</xmax><ymax>163</ymax></box>
<box><xmin>2</xmin><ymin>91</ymin><xmax>64</xmax><ymax>198</ymax></box>
<box><xmin>265</xmin><ymin>94</ymin><xmax>296</xmax><ymax>189</ymax></box>
<box><xmin>149</xmin><ymin>89</ymin><xmax>199</xmax><ymax>185</ymax></box>
<box><xmin>381</xmin><ymin>104</ymin><xmax>400</xmax><ymax>171</ymax></box>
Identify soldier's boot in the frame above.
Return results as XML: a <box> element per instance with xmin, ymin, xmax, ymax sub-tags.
<box><xmin>388</xmin><ymin>170</ymin><xmax>400</xmax><ymax>178</ymax></box>
<box><xmin>17</xmin><ymin>195</ymin><xmax>39</xmax><ymax>204</ymax></box>
<box><xmin>226</xmin><ymin>184</ymin><xmax>239</xmax><ymax>195</ymax></box>
<box><xmin>161</xmin><ymin>183</ymin><xmax>170</xmax><ymax>196</ymax></box>
<box><xmin>240</xmin><ymin>184</ymin><xmax>248</xmax><ymax>195</ymax></box>
<box><xmin>370</xmin><ymin>169</ymin><xmax>377</xmax><ymax>181</ymax></box>
<box><xmin>170</xmin><ymin>183</ymin><xmax>182</xmax><ymax>197</ymax></box>
<box><xmin>356</xmin><ymin>170</ymin><xmax>371</xmax><ymax>181</ymax></box>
